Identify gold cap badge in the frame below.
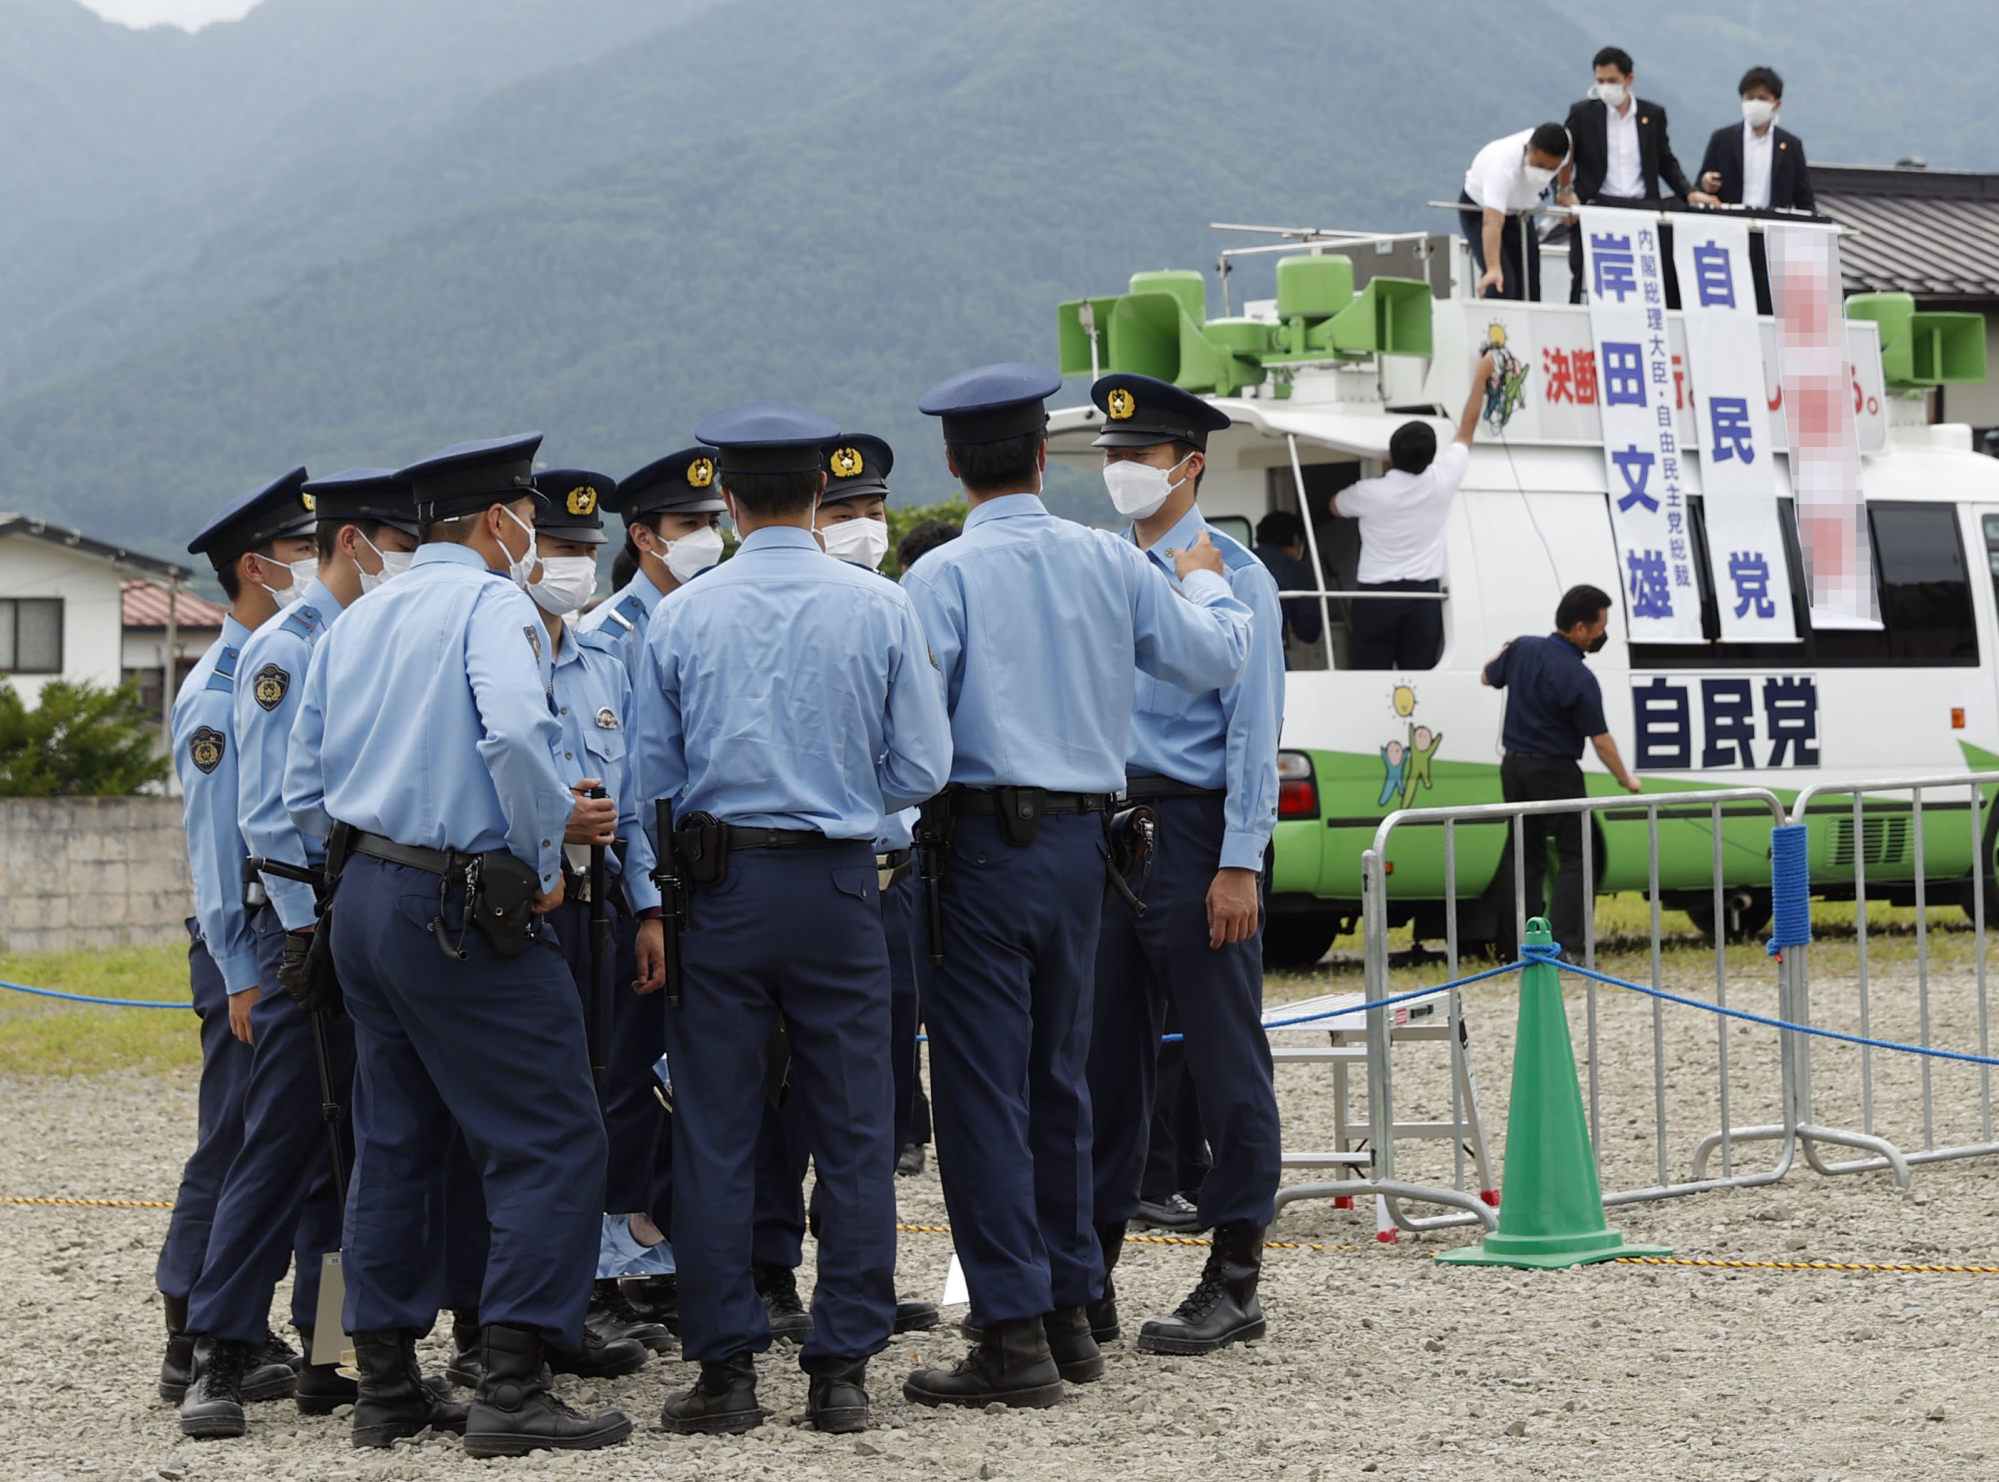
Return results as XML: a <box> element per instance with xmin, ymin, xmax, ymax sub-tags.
<box><xmin>1106</xmin><ymin>388</ymin><xmax>1136</xmax><ymax>420</ymax></box>
<box><xmin>300</xmin><ymin>490</ymin><xmax>316</xmax><ymax>513</ymax></box>
<box><xmin>566</xmin><ymin>484</ymin><xmax>598</xmax><ymax>517</ymax></box>
<box><xmin>687</xmin><ymin>457</ymin><xmax>715</xmax><ymax>489</ymax></box>
<box><xmin>829</xmin><ymin>446</ymin><xmax>865</xmax><ymax>479</ymax></box>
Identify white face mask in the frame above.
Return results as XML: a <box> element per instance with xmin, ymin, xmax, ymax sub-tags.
<box><xmin>1594</xmin><ymin>81</ymin><xmax>1628</xmax><ymax>110</ymax></box>
<box><xmin>256</xmin><ymin>555</ymin><xmax>317</xmax><ymax>609</ymax></box>
<box><xmin>498</xmin><ymin>504</ymin><xmax>539</xmax><ymax>591</ymax></box>
<box><xmin>820</xmin><ymin>517</ymin><xmax>890</xmax><ymax>571</ymax></box>
<box><xmin>356</xmin><ymin>532</ymin><xmax>412</xmax><ymax>595</ymax></box>
<box><xmin>1522</xmin><ymin>162</ymin><xmax>1558</xmax><ymax>191</ymax></box>
<box><xmin>662</xmin><ymin>525</ymin><xmax>724</xmax><ymax>584</ymax></box>
<box><xmin>528</xmin><ymin>554</ymin><xmax>600</xmax><ymax>616</ymax></box>
<box><xmin>1741</xmin><ymin>98</ymin><xmax>1777</xmax><ymax>130</ymax></box>
<box><xmin>1101</xmin><ymin>453</ymin><xmax>1194</xmax><ymax>521</ymax></box>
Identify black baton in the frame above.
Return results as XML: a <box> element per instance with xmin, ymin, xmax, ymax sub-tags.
<box><xmin>586</xmin><ymin>786</ymin><xmax>611</xmax><ymax>1094</ymax></box>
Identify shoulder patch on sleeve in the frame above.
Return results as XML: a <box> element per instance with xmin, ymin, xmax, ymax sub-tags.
<box><xmin>251</xmin><ymin>662</ymin><xmax>290</xmax><ymax>712</ymax></box>
<box><xmin>188</xmin><ymin>726</ymin><xmax>226</xmax><ymax>775</ymax></box>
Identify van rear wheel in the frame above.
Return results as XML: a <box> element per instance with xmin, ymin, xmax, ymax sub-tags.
<box><xmin>1261</xmin><ymin>912</ymin><xmax>1344</xmax><ymax>970</ymax></box>
<box><xmin>1681</xmin><ymin>888</ymin><xmax>1772</xmax><ymax>945</ymax></box>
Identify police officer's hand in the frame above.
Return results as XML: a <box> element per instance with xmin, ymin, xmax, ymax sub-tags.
<box><xmin>565</xmin><ymin>779</ymin><xmax>617</xmax><ymax>846</ymax></box>
<box><xmin>633</xmin><ymin>919</ymin><xmax>667</xmax><ymax>995</ymax></box>
<box><xmin>277</xmin><ymin>927</ymin><xmax>315</xmax><ymax>1004</ymax></box>
<box><xmin>1206</xmin><ymin>867</ymin><xmax>1260</xmax><ymax>949</ymax></box>
<box><xmin>533</xmin><ymin>877</ymin><xmax>566</xmax><ymax>913</ymax></box>
<box><xmin>1171</xmin><ymin>531</ymin><xmax>1226</xmax><ymax>582</ymax></box>
<box><xmin>228</xmin><ymin>986</ymin><xmax>260</xmax><ymax>1045</ymax></box>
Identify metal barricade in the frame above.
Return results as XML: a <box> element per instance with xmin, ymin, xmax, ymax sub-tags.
<box><xmin>1356</xmin><ymin>787</ymin><xmax>1796</xmax><ymax>1231</ymax></box>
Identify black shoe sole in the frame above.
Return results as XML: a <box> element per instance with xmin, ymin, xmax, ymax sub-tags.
<box><xmin>1090</xmin><ymin>1322</ymin><xmax>1121</xmax><ymax>1345</ymax></box>
<box><xmin>159</xmin><ymin>1380</ymin><xmax>188</xmax><ymax>1404</ymax></box>
<box><xmin>297</xmin><ymin>1392</ymin><xmax>357</xmax><ymax>1417</ymax></box>
<box><xmin>462</xmin><ymin>1414</ymin><xmax>635</xmax><ymax>1457</ymax></box>
<box><xmin>1134</xmin><ymin>1316</ymin><xmax>1267</xmax><ymax>1356</ymax></box>
<box><xmin>352</xmin><ymin>1422</ymin><xmax>427</xmax><ymax>1449</ymax></box>
<box><xmin>902</xmin><ymin>1378</ymin><xmax>1065</xmax><ymax>1410</ymax></box>
<box><xmin>242</xmin><ymin>1367</ymin><xmax>299</xmax><ymax>1402</ymax></box>
<box><xmin>659</xmin><ymin>1406</ymin><xmax>764</xmax><ymax>1436</ymax></box>
<box><xmin>893</xmin><ymin>1309</ymin><xmax>941</xmax><ymax>1335</ymax></box>
<box><xmin>766</xmin><ymin>1319</ymin><xmax>813</xmax><ymax>1345</ymax></box>
<box><xmin>548</xmin><ymin>1350</ymin><xmax>650</xmax><ymax>1379</ymax></box>
<box><xmin>1053</xmin><ymin>1357</ymin><xmax>1104</xmax><ymax>1383</ymax></box>
<box><xmin>807</xmin><ymin>1404</ymin><xmax>869</xmax><ymax>1434</ymax></box>
<box><xmin>637</xmin><ymin>1333</ymin><xmax>676</xmax><ymax>1355</ymax></box>
<box><xmin>179</xmin><ymin>1409</ymin><xmax>247</xmax><ymax>1440</ymax></box>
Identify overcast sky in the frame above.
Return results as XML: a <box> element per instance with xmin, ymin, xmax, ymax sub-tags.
<box><xmin>78</xmin><ymin>0</ymin><xmax>261</xmax><ymax>29</ymax></box>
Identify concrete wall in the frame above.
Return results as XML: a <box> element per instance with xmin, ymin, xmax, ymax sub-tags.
<box><xmin>0</xmin><ymin>535</ymin><xmax>125</xmax><ymax>707</ymax></box>
<box><xmin>0</xmin><ymin>797</ymin><xmax>190</xmax><ymax>956</ymax></box>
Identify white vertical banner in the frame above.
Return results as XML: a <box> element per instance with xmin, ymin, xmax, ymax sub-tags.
<box><xmin>1580</xmin><ymin>207</ymin><xmax>1703</xmax><ymax>642</ymax></box>
<box><xmin>1671</xmin><ymin>217</ymin><xmax>1799</xmax><ymax>643</ymax></box>
<box><xmin>1768</xmin><ymin>222</ymin><xmax>1881</xmax><ymax>629</ymax></box>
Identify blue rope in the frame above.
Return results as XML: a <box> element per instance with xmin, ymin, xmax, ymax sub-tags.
<box><xmin>0</xmin><ymin>980</ymin><xmax>190</xmax><ymax>1010</ymax></box>
<box><xmin>1768</xmin><ymin>823</ymin><xmax>1812</xmax><ymax>955</ymax></box>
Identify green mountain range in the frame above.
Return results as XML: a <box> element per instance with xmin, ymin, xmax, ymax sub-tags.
<box><xmin>2</xmin><ymin>0</ymin><xmax>1991</xmax><ymax>561</ymax></box>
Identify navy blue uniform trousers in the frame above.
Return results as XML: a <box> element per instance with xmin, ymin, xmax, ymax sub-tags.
<box><xmin>1089</xmin><ymin>795</ymin><xmax>1280</xmax><ymax>1229</ymax></box>
<box><xmin>667</xmin><ymin>842</ymin><xmax>896</xmax><ymax>1365</ymax></box>
<box><xmin>157</xmin><ymin>923</ymin><xmax>253</xmax><ymax>1301</ymax></box>
<box><xmin>752</xmin><ymin>869</ymin><xmax>922</xmax><ymax>1269</ymax></box>
<box><xmin>927</xmin><ymin>812</ymin><xmax>1105</xmax><ymax>1325</ymax></box>
<box><xmin>331</xmin><ymin>855</ymin><xmax>604</xmax><ymax>1345</ymax></box>
<box><xmin>186</xmin><ymin>907</ymin><xmax>353</xmax><ymax>1343</ymax></box>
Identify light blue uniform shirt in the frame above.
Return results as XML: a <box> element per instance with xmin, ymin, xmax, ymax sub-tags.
<box><xmin>1126</xmin><ymin>505</ymin><xmax>1286</xmax><ymax>872</ymax></box>
<box><xmin>174</xmin><ymin>616</ymin><xmax>259</xmax><ymax>996</ymax></box>
<box><xmin>550</xmin><ymin>622</ymin><xmax>660</xmax><ymax>912</ymax></box>
<box><xmin>285</xmin><ymin>543</ymin><xmax>573</xmax><ymax>891</ymax></box>
<box><xmin>634</xmin><ymin>526</ymin><xmax>952</xmax><ymax>839</ymax></box>
<box><xmin>901</xmin><ymin>493</ymin><xmax>1254</xmax><ymax>794</ymax></box>
<box><xmin>235</xmin><ymin>580</ymin><xmax>343</xmax><ymax>931</ymax></box>
<box><xmin>577</xmin><ymin>568</ymin><xmax>668</xmax><ymax>685</ymax></box>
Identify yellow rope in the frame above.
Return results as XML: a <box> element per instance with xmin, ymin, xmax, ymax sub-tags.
<box><xmin>1610</xmin><ymin>1255</ymin><xmax>1999</xmax><ymax>1275</ymax></box>
<box><xmin>2</xmin><ymin>1196</ymin><xmax>175</xmax><ymax>1209</ymax></box>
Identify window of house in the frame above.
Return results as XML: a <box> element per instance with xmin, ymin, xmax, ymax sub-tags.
<box><xmin>0</xmin><ymin>598</ymin><xmax>63</xmax><ymax>674</ymax></box>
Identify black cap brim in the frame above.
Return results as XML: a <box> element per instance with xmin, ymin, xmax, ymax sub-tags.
<box><xmin>534</xmin><ymin>522</ymin><xmax>608</xmax><ymax>545</ymax></box>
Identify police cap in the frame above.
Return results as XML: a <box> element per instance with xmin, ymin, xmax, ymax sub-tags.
<box><xmin>534</xmin><ymin>469</ymin><xmax>614</xmax><ymax>545</ymax></box>
<box><xmin>187</xmin><ymin>467</ymin><xmax>315</xmax><ymax>567</ymax></box>
<box><xmin>301</xmin><ymin>468</ymin><xmax>418</xmax><ymax>538</ymax></box>
<box><xmin>918</xmin><ymin>362</ymin><xmax>1061</xmax><ymax>445</ymax></box>
<box><xmin>397</xmin><ymin>433</ymin><xmax>546</xmax><ymax>523</ymax></box>
<box><xmin>694</xmin><ymin>404</ymin><xmax>842</xmax><ymax>476</ymax></box>
<box><xmin>1090</xmin><ymin>372</ymin><xmax>1233</xmax><ymax>452</ymax></box>
<box><xmin>609</xmin><ymin>447</ymin><xmax>727</xmax><ymax>519</ymax></box>
<box><xmin>822</xmin><ymin>434</ymin><xmax>893</xmax><ymax>504</ymax></box>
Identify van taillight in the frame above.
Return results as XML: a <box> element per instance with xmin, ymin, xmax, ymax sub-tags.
<box><xmin>1277</xmin><ymin>750</ymin><xmax>1318</xmax><ymax>820</ymax></box>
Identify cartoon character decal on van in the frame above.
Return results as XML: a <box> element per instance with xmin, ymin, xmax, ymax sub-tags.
<box><xmin>1378</xmin><ymin>684</ymin><xmax>1444</xmax><ymax>810</ymax></box>
<box><xmin>1480</xmin><ymin>322</ymin><xmax>1528</xmax><ymax>433</ymax></box>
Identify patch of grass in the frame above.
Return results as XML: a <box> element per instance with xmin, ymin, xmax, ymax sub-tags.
<box><xmin>0</xmin><ymin>944</ymin><xmax>199</xmax><ymax>1077</ymax></box>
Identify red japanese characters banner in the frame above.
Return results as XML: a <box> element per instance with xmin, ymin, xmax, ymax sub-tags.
<box><xmin>1672</xmin><ymin>217</ymin><xmax>1798</xmax><ymax>643</ymax></box>
<box><xmin>1767</xmin><ymin>223</ymin><xmax>1881</xmax><ymax>630</ymax></box>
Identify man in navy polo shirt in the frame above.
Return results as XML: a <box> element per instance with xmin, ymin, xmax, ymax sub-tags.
<box><xmin>1481</xmin><ymin>584</ymin><xmax>1642</xmax><ymax>953</ymax></box>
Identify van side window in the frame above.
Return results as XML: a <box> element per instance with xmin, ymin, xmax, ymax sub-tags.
<box><xmin>1631</xmin><ymin>499</ymin><xmax>1977</xmax><ymax>670</ymax></box>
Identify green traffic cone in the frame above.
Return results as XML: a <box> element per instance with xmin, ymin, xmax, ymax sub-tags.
<box><xmin>1437</xmin><ymin>917</ymin><xmax>1670</xmax><ymax>1270</ymax></box>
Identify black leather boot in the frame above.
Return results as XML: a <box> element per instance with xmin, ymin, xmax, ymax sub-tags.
<box><xmin>1135</xmin><ymin>1219</ymin><xmax>1267</xmax><ymax>1355</ymax></box>
<box><xmin>293</xmin><ymin>1324</ymin><xmax>358</xmax><ymax>1416</ymax></box>
<box><xmin>659</xmin><ymin>1350</ymin><xmax>763</xmax><ymax>1435</ymax></box>
<box><xmin>241</xmin><ymin>1331</ymin><xmax>301</xmax><ymax>1401</ymax></box>
<box><xmin>803</xmin><ymin>1355</ymin><xmax>870</xmax><ymax>1434</ymax></box>
<box><xmin>546</xmin><ymin>1323</ymin><xmax>650</xmax><ymax>1378</ymax></box>
<box><xmin>1089</xmin><ymin>1220</ymin><xmax>1125</xmax><ymax>1343</ymax></box>
<box><xmin>1041</xmin><ymin>1307</ymin><xmax>1104</xmax><ymax>1382</ymax></box>
<box><xmin>159</xmin><ymin>1293</ymin><xmax>193</xmax><ymax>1403</ymax></box>
<box><xmin>463</xmin><ymin>1323</ymin><xmax>634</xmax><ymax>1458</ymax></box>
<box><xmin>587</xmin><ymin>1277</ymin><xmax>673</xmax><ymax>1354</ymax></box>
<box><xmin>178</xmin><ymin>1337</ymin><xmax>252</xmax><ymax>1439</ymax></box>
<box><xmin>902</xmin><ymin>1317</ymin><xmax>1065</xmax><ymax>1409</ymax></box>
<box><xmin>350</xmin><ymin>1330</ymin><xmax>469</xmax><ymax>1448</ymax></box>
<box><xmin>445</xmin><ymin>1309</ymin><xmax>482</xmax><ymax>1388</ymax></box>
<box><xmin>893</xmin><ymin>1298</ymin><xmax>941</xmax><ymax>1333</ymax></box>
<box><xmin>619</xmin><ymin>1274</ymin><xmax>680</xmax><ymax>1335</ymax></box>
<box><xmin>753</xmin><ymin>1263</ymin><xmax>812</xmax><ymax>1344</ymax></box>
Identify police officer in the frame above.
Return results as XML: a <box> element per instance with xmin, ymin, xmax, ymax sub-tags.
<box><xmin>284</xmin><ymin>434</ymin><xmax>632</xmax><ymax>1457</ymax></box>
<box><xmin>177</xmin><ymin>468</ymin><xmax>420</xmax><ymax>1438</ymax></box>
<box><xmin>1481</xmin><ymin>583</ymin><xmax>1642</xmax><ymax>954</ymax></box>
<box><xmin>162</xmin><ymin>471</ymin><xmax>320</xmax><ymax>1411</ymax></box>
<box><xmin>748</xmin><ymin>435</ymin><xmax>940</xmax><ymax>1345</ymax></box>
<box><xmin>523</xmin><ymin>469</ymin><xmax>672</xmax><ymax>1355</ymax></box>
<box><xmin>632</xmin><ymin>404</ymin><xmax>951</xmax><ymax>1435</ymax></box>
<box><xmin>898</xmin><ymin>364</ymin><xmax>1253</xmax><ymax>1410</ymax></box>
<box><xmin>578</xmin><ymin>446</ymin><xmax>727</xmax><ymax>1329</ymax></box>
<box><xmin>1083</xmin><ymin>373</ymin><xmax>1286</xmax><ymax>1356</ymax></box>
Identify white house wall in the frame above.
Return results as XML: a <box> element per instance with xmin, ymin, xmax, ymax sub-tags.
<box><xmin>0</xmin><ymin>535</ymin><xmax>126</xmax><ymax>705</ymax></box>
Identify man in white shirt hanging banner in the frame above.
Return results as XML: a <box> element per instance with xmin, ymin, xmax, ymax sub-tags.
<box><xmin>1579</xmin><ymin>205</ymin><xmax>1702</xmax><ymax>642</ymax></box>
<box><xmin>1670</xmin><ymin>217</ymin><xmax>1798</xmax><ymax>643</ymax></box>
<box><xmin>1767</xmin><ymin>222</ymin><xmax>1880</xmax><ymax>630</ymax></box>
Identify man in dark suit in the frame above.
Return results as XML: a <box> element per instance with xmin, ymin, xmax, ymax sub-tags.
<box><xmin>1699</xmin><ymin>66</ymin><xmax>1817</xmax><ymax>313</ymax></box>
<box><xmin>1559</xmin><ymin>46</ymin><xmax>1717</xmax><ymax>305</ymax></box>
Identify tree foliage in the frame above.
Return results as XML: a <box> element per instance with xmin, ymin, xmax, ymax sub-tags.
<box><xmin>0</xmin><ymin>680</ymin><xmax>170</xmax><ymax>798</ymax></box>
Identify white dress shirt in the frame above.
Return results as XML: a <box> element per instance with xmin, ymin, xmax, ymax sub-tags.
<box><xmin>1742</xmin><ymin>123</ymin><xmax>1776</xmax><ymax>209</ymax></box>
<box><xmin>1464</xmin><ymin>130</ymin><xmax>1558</xmax><ymax>213</ymax></box>
<box><xmin>1603</xmin><ymin>103</ymin><xmax>1643</xmax><ymax>198</ymax></box>
<box><xmin>1337</xmin><ymin>442</ymin><xmax>1470</xmax><ymax>584</ymax></box>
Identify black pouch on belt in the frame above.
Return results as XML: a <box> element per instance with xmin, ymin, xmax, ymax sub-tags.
<box><xmin>993</xmin><ymin>786</ymin><xmax>1046</xmax><ymax>847</ymax></box>
<box><xmin>675</xmin><ymin>812</ymin><xmax>729</xmax><ymax>887</ymax></box>
<box><xmin>469</xmin><ymin>849</ymin><xmax>541</xmax><ymax>958</ymax></box>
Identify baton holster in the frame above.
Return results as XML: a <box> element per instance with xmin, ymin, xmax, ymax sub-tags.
<box><xmin>913</xmin><ymin>796</ymin><xmax>954</xmax><ymax>967</ymax></box>
<box><xmin>993</xmin><ymin>786</ymin><xmax>1047</xmax><ymax>848</ymax></box>
<box><xmin>764</xmin><ymin>1020</ymin><xmax>792</xmax><ymax>1111</ymax></box>
<box><xmin>674</xmin><ymin>812</ymin><xmax>729</xmax><ymax>887</ymax></box>
<box><xmin>468</xmin><ymin>849</ymin><xmax>541</xmax><ymax>958</ymax></box>
<box><xmin>1106</xmin><ymin>804</ymin><xmax>1158</xmax><ymax>919</ymax></box>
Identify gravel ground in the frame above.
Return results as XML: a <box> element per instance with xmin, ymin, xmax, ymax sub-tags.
<box><xmin>5</xmin><ymin>950</ymin><xmax>1999</xmax><ymax>1482</ymax></box>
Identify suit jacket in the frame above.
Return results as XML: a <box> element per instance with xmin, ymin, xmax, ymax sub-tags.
<box><xmin>1564</xmin><ymin>96</ymin><xmax>1694</xmax><ymax>202</ymax></box>
<box><xmin>1699</xmin><ymin>124</ymin><xmax>1815</xmax><ymax>213</ymax></box>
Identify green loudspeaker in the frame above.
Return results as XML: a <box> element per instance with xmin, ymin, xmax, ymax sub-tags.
<box><xmin>1846</xmin><ymin>292</ymin><xmax>1918</xmax><ymax>384</ymax></box>
<box><xmin>1907</xmin><ymin>313</ymin><xmax>1987</xmax><ymax>386</ymax></box>
<box><xmin>1057</xmin><ymin>295</ymin><xmax>1125</xmax><ymax>377</ymax></box>
<box><xmin>1312</xmin><ymin>277</ymin><xmax>1435</xmax><ymax>358</ymax></box>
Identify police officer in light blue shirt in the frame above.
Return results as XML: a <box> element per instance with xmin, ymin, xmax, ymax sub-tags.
<box><xmin>1082</xmin><ymin>373</ymin><xmax>1286</xmax><ymax>1360</ymax></box>
<box><xmin>177</xmin><ymin>468</ymin><xmax>421</xmax><ymax>1439</ymax></box>
<box><xmin>158</xmin><ymin>468</ymin><xmax>318</xmax><ymax>1413</ymax></box>
<box><xmin>578</xmin><ymin>446</ymin><xmax>727</xmax><ymax>684</ymax></box>
<box><xmin>632</xmin><ymin>403</ymin><xmax>952</xmax><ymax>1437</ymax></box>
<box><xmin>898</xmin><ymin>364</ymin><xmax>1253</xmax><ymax>1412</ymax></box>
<box><xmin>285</xmin><ymin>433</ymin><xmax>633</xmax><ymax>1459</ymax></box>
